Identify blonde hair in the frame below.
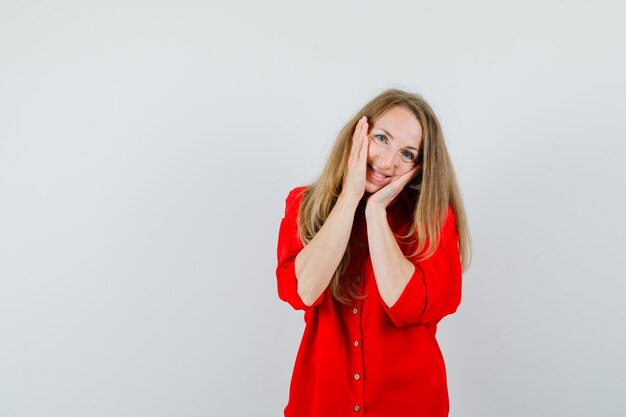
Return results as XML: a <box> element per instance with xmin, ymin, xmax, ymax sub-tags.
<box><xmin>297</xmin><ymin>88</ymin><xmax>472</xmax><ymax>305</ymax></box>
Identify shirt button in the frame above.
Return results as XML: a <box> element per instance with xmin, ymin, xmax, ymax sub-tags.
<box><xmin>354</xmin><ymin>405</ymin><xmax>361</xmax><ymax>412</ymax></box>
<box><xmin>354</xmin><ymin>340</ymin><xmax>359</xmax><ymax>347</ymax></box>
<box><xmin>358</xmin><ymin>242</ymin><xmax>364</xmax><ymax>249</ymax></box>
<box><xmin>355</xmin><ymin>275</ymin><xmax>361</xmax><ymax>282</ymax></box>
<box><xmin>354</xmin><ymin>373</ymin><xmax>360</xmax><ymax>380</ymax></box>
<box><xmin>352</xmin><ymin>308</ymin><xmax>358</xmax><ymax>314</ymax></box>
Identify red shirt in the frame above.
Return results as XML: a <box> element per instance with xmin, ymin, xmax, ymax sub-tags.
<box><xmin>276</xmin><ymin>186</ymin><xmax>462</xmax><ymax>417</ymax></box>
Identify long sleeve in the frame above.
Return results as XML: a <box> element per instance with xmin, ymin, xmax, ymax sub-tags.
<box><xmin>276</xmin><ymin>187</ymin><xmax>325</xmax><ymax>311</ymax></box>
<box><xmin>382</xmin><ymin>205</ymin><xmax>462</xmax><ymax>327</ymax></box>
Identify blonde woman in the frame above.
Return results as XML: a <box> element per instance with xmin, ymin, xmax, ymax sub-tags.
<box><xmin>276</xmin><ymin>88</ymin><xmax>471</xmax><ymax>417</ymax></box>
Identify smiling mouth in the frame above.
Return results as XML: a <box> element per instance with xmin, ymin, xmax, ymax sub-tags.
<box><xmin>369</xmin><ymin>165</ymin><xmax>389</xmax><ymax>180</ymax></box>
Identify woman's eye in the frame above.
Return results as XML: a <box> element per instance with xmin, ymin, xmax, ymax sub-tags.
<box><xmin>374</xmin><ymin>134</ymin><xmax>386</xmax><ymax>142</ymax></box>
<box><xmin>402</xmin><ymin>151</ymin><xmax>416</xmax><ymax>160</ymax></box>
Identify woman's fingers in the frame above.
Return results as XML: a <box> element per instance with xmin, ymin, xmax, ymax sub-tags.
<box><xmin>395</xmin><ymin>165</ymin><xmax>421</xmax><ymax>187</ymax></box>
<box><xmin>351</xmin><ymin>117</ymin><xmax>365</xmax><ymax>159</ymax></box>
<box><xmin>350</xmin><ymin>117</ymin><xmax>367</xmax><ymax>169</ymax></box>
<box><xmin>360</xmin><ymin>119</ymin><xmax>369</xmax><ymax>160</ymax></box>
<box><xmin>342</xmin><ymin>116</ymin><xmax>369</xmax><ymax>200</ymax></box>
<box><xmin>356</xmin><ymin>117</ymin><xmax>366</xmax><ymax>147</ymax></box>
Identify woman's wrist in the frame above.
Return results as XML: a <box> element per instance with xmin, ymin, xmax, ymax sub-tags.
<box><xmin>365</xmin><ymin>203</ymin><xmax>387</xmax><ymax>220</ymax></box>
<box><xmin>337</xmin><ymin>191</ymin><xmax>362</xmax><ymax>209</ymax></box>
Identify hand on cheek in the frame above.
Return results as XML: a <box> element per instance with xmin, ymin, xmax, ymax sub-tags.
<box><xmin>366</xmin><ymin>165</ymin><xmax>420</xmax><ymax>211</ymax></box>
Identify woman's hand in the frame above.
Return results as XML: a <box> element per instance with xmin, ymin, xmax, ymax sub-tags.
<box><xmin>366</xmin><ymin>165</ymin><xmax>420</xmax><ymax>212</ymax></box>
<box><xmin>341</xmin><ymin>116</ymin><xmax>369</xmax><ymax>202</ymax></box>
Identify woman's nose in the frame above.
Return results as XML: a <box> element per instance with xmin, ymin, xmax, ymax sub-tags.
<box><xmin>377</xmin><ymin>150</ymin><xmax>395</xmax><ymax>170</ymax></box>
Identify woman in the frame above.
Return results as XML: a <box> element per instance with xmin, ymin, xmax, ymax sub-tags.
<box><xmin>275</xmin><ymin>88</ymin><xmax>471</xmax><ymax>417</ymax></box>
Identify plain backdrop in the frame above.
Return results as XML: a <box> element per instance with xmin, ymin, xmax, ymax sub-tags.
<box><xmin>1</xmin><ymin>1</ymin><xmax>625</xmax><ymax>416</ymax></box>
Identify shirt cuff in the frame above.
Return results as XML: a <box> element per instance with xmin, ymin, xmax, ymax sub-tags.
<box><xmin>381</xmin><ymin>264</ymin><xmax>427</xmax><ymax>327</ymax></box>
<box><xmin>277</xmin><ymin>259</ymin><xmax>325</xmax><ymax>311</ymax></box>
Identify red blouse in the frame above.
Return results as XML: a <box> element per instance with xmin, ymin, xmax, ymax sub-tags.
<box><xmin>276</xmin><ymin>185</ymin><xmax>462</xmax><ymax>417</ymax></box>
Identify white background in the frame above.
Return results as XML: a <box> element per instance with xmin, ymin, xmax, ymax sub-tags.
<box><xmin>1</xmin><ymin>1</ymin><xmax>625</xmax><ymax>416</ymax></box>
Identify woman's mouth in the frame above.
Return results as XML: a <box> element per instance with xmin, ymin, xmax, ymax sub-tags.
<box><xmin>368</xmin><ymin>165</ymin><xmax>390</xmax><ymax>184</ymax></box>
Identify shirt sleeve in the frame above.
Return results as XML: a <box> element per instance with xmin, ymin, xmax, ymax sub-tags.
<box><xmin>275</xmin><ymin>187</ymin><xmax>325</xmax><ymax>311</ymax></box>
<box><xmin>382</xmin><ymin>205</ymin><xmax>462</xmax><ymax>327</ymax></box>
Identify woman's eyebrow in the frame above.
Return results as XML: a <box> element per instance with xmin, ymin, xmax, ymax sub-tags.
<box><xmin>376</xmin><ymin>127</ymin><xmax>395</xmax><ymax>140</ymax></box>
<box><xmin>376</xmin><ymin>127</ymin><xmax>419</xmax><ymax>151</ymax></box>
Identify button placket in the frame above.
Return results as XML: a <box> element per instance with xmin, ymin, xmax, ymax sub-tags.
<box><xmin>349</xmin><ymin>237</ymin><xmax>367</xmax><ymax>415</ymax></box>
<box><xmin>351</xmin><ymin>298</ymin><xmax>363</xmax><ymax>408</ymax></box>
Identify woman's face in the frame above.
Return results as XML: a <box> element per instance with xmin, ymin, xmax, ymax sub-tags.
<box><xmin>364</xmin><ymin>106</ymin><xmax>423</xmax><ymax>194</ymax></box>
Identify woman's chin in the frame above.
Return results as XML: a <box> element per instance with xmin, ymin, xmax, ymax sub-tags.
<box><xmin>364</xmin><ymin>182</ymin><xmax>383</xmax><ymax>194</ymax></box>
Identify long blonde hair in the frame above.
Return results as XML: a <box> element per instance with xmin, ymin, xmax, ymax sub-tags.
<box><xmin>297</xmin><ymin>88</ymin><xmax>472</xmax><ymax>305</ymax></box>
